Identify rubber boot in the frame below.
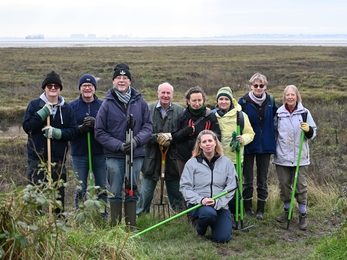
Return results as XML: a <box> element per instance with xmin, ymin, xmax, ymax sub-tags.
<box><xmin>110</xmin><ymin>202</ymin><xmax>122</xmax><ymax>227</ymax></box>
<box><xmin>124</xmin><ymin>201</ymin><xmax>137</xmax><ymax>231</ymax></box>
<box><xmin>244</xmin><ymin>199</ymin><xmax>254</xmax><ymax>217</ymax></box>
<box><xmin>276</xmin><ymin>208</ymin><xmax>289</xmax><ymax>223</ymax></box>
<box><xmin>299</xmin><ymin>213</ymin><xmax>308</xmax><ymax>230</ymax></box>
<box><xmin>255</xmin><ymin>200</ymin><xmax>266</xmax><ymax>220</ymax></box>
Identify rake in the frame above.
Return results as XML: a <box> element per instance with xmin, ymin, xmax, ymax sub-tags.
<box><xmin>153</xmin><ymin>144</ymin><xmax>170</xmax><ymax>219</ymax></box>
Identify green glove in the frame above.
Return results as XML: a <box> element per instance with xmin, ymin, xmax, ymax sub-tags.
<box><xmin>229</xmin><ymin>131</ymin><xmax>240</xmax><ymax>153</ymax></box>
<box><xmin>42</xmin><ymin>126</ymin><xmax>62</xmax><ymax>140</ymax></box>
<box><xmin>37</xmin><ymin>103</ymin><xmax>53</xmax><ymax>120</ymax></box>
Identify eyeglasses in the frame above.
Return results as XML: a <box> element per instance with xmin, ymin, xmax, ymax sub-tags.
<box><xmin>253</xmin><ymin>84</ymin><xmax>265</xmax><ymax>89</ymax></box>
<box><xmin>81</xmin><ymin>84</ymin><xmax>94</xmax><ymax>89</ymax></box>
<box><xmin>46</xmin><ymin>84</ymin><xmax>60</xmax><ymax>89</ymax></box>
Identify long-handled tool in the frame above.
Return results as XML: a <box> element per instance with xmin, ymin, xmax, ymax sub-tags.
<box><xmin>87</xmin><ymin>131</ymin><xmax>94</xmax><ymax>196</ymax></box>
<box><xmin>153</xmin><ymin>145</ymin><xmax>170</xmax><ymax>218</ymax></box>
<box><xmin>130</xmin><ymin>185</ymin><xmax>237</xmax><ymax>239</ymax></box>
<box><xmin>287</xmin><ymin>127</ymin><xmax>306</xmax><ymax>230</ymax></box>
<box><xmin>234</xmin><ymin>111</ymin><xmax>244</xmax><ymax>230</ymax></box>
<box><xmin>125</xmin><ymin>114</ymin><xmax>136</xmax><ymax>196</ymax></box>
<box><xmin>46</xmin><ymin>116</ymin><xmax>53</xmax><ymax>219</ymax></box>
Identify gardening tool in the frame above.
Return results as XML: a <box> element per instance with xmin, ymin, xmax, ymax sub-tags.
<box><xmin>87</xmin><ymin>131</ymin><xmax>94</xmax><ymax>194</ymax></box>
<box><xmin>125</xmin><ymin>114</ymin><xmax>136</xmax><ymax>196</ymax></box>
<box><xmin>233</xmin><ymin>111</ymin><xmax>255</xmax><ymax>232</ymax></box>
<box><xmin>153</xmin><ymin>144</ymin><xmax>170</xmax><ymax>218</ymax></box>
<box><xmin>287</xmin><ymin>117</ymin><xmax>307</xmax><ymax>230</ymax></box>
<box><xmin>46</xmin><ymin>116</ymin><xmax>53</xmax><ymax>218</ymax></box>
<box><xmin>130</xmin><ymin>184</ymin><xmax>238</xmax><ymax>239</ymax></box>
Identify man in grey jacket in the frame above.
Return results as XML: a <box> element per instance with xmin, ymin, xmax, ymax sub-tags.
<box><xmin>137</xmin><ymin>82</ymin><xmax>185</xmax><ymax>215</ymax></box>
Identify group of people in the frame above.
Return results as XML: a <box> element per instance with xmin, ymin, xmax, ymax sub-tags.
<box><xmin>22</xmin><ymin>65</ymin><xmax>317</xmax><ymax>243</ymax></box>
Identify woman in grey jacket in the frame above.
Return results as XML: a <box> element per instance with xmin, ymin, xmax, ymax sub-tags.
<box><xmin>274</xmin><ymin>85</ymin><xmax>317</xmax><ymax>230</ymax></box>
<box><xmin>180</xmin><ymin>130</ymin><xmax>237</xmax><ymax>243</ymax></box>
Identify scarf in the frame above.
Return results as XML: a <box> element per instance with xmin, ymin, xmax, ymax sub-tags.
<box><xmin>249</xmin><ymin>91</ymin><xmax>266</xmax><ymax>107</ymax></box>
<box><xmin>113</xmin><ymin>86</ymin><xmax>131</xmax><ymax>104</ymax></box>
<box><xmin>188</xmin><ymin>104</ymin><xmax>206</xmax><ymax>117</ymax></box>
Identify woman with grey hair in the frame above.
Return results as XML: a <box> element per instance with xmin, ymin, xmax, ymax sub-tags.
<box><xmin>274</xmin><ymin>85</ymin><xmax>316</xmax><ymax>230</ymax></box>
<box><xmin>238</xmin><ymin>73</ymin><xmax>278</xmax><ymax>220</ymax></box>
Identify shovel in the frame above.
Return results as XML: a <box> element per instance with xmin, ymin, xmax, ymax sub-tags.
<box><xmin>153</xmin><ymin>144</ymin><xmax>170</xmax><ymax>219</ymax></box>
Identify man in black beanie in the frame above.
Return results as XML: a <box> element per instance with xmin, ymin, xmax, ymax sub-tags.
<box><xmin>23</xmin><ymin>71</ymin><xmax>79</xmax><ymax>217</ymax></box>
<box><xmin>95</xmin><ymin>63</ymin><xmax>153</xmax><ymax>229</ymax></box>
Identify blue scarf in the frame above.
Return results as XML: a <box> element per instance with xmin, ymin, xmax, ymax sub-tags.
<box><xmin>113</xmin><ymin>86</ymin><xmax>131</xmax><ymax>104</ymax></box>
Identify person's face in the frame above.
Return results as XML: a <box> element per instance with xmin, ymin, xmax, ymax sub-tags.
<box><xmin>113</xmin><ymin>75</ymin><xmax>131</xmax><ymax>94</ymax></box>
<box><xmin>187</xmin><ymin>92</ymin><xmax>204</xmax><ymax>109</ymax></box>
<box><xmin>158</xmin><ymin>85</ymin><xmax>173</xmax><ymax>107</ymax></box>
<box><xmin>251</xmin><ymin>80</ymin><xmax>267</xmax><ymax>97</ymax></box>
<box><xmin>80</xmin><ymin>83</ymin><xmax>95</xmax><ymax>99</ymax></box>
<box><xmin>44</xmin><ymin>83</ymin><xmax>61</xmax><ymax>98</ymax></box>
<box><xmin>199</xmin><ymin>134</ymin><xmax>216</xmax><ymax>155</ymax></box>
<box><xmin>217</xmin><ymin>96</ymin><xmax>231</xmax><ymax>111</ymax></box>
<box><xmin>285</xmin><ymin>87</ymin><xmax>297</xmax><ymax>108</ymax></box>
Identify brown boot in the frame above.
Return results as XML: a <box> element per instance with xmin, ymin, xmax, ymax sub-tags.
<box><xmin>299</xmin><ymin>213</ymin><xmax>308</xmax><ymax>230</ymax></box>
<box><xmin>276</xmin><ymin>208</ymin><xmax>289</xmax><ymax>223</ymax></box>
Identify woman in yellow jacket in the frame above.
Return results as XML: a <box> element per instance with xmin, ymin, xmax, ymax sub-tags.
<box><xmin>213</xmin><ymin>87</ymin><xmax>255</xmax><ymax>215</ymax></box>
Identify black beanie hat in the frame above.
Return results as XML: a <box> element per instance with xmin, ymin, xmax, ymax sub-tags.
<box><xmin>78</xmin><ymin>74</ymin><xmax>97</xmax><ymax>90</ymax></box>
<box><xmin>113</xmin><ymin>63</ymin><xmax>132</xmax><ymax>81</ymax></box>
<box><xmin>42</xmin><ymin>71</ymin><xmax>63</xmax><ymax>90</ymax></box>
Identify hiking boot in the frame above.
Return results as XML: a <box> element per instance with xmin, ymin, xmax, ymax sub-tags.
<box><xmin>299</xmin><ymin>213</ymin><xmax>308</xmax><ymax>230</ymax></box>
<box><xmin>255</xmin><ymin>200</ymin><xmax>266</xmax><ymax>220</ymax></box>
<box><xmin>276</xmin><ymin>208</ymin><xmax>289</xmax><ymax>223</ymax></box>
<box><xmin>244</xmin><ymin>200</ymin><xmax>254</xmax><ymax>217</ymax></box>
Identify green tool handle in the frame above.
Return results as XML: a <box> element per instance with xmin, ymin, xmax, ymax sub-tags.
<box><xmin>87</xmin><ymin>132</ymin><xmax>93</xmax><ymax>187</ymax></box>
<box><xmin>288</xmin><ymin>130</ymin><xmax>305</xmax><ymax>221</ymax></box>
<box><xmin>235</xmin><ymin>111</ymin><xmax>243</xmax><ymax>222</ymax></box>
<box><xmin>130</xmin><ymin>189</ymin><xmax>234</xmax><ymax>239</ymax></box>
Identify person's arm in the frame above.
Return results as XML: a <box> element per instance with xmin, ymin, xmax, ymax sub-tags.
<box><xmin>240</xmin><ymin>112</ymin><xmax>255</xmax><ymax>146</ymax></box>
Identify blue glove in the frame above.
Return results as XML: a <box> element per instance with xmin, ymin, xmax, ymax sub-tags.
<box><xmin>37</xmin><ymin>103</ymin><xmax>53</xmax><ymax>120</ymax></box>
<box><xmin>42</xmin><ymin>126</ymin><xmax>62</xmax><ymax>140</ymax></box>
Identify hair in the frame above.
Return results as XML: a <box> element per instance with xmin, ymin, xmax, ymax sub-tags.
<box><xmin>249</xmin><ymin>73</ymin><xmax>268</xmax><ymax>86</ymax></box>
<box><xmin>282</xmin><ymin>85</ymin><xmax>302</xmax><ymax>104</ymax></box>
<box><xmin>185</xmin><ymin>86</ymin><xmax>206</xmax><ymax>106</ymax></box>
<box><xmin>192</xmin><ymin>130</ymin><xmax>224</xmax><ymax>157</ymax></box>
<box><xmin>157</xmin><ymin>82</ymin><xmax>174</xmax><ymax>93</ymax></box>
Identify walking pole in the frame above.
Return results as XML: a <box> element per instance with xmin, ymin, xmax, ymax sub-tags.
<box><xmin>125</xmin><ymin>114</ymin><xmax>136</xmax><ymax>197</ymax></box>
<box><xmin>46</xmin><ymin>116</ymin><xmax>53</xmax><ymax>219</ymax></box>
<box><xmin>287</xmin><ymin>129</ymin><xmax>305</xmax><ymax>230</ymax></box>
<box><xmin>130</xmin><ymin>186</ymin><xmax>237</xmax><ymax>239</ymax></box>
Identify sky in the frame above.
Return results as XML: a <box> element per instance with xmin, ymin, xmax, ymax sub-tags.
<box><xmin>1</xmin><ymin>0</ymin><xmax>346</xmax><ymax>38</ymax></box>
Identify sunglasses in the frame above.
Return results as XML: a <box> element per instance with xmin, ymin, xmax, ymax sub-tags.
<box><xmin>253</xmin><ymin>84</ymin><xmax>265</xmax><ymax>89</ymax></box>
<box><xmin>46</xmin><ymin>84</ymin><xmax>60</xmax><ymax>89</ymax></box>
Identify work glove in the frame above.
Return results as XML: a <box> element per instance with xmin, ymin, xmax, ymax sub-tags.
<box><xmin>78</xmin><ymin>124</ymin><xmax>89</xmax><ymax>134</ymax></box>
<box><xmin>229</xmin><ymin>131</ymin><xmax>240</xmax><ymax>153</ymax></box>
<box><xmin>301</xmin><ymin>122</ymin><xmax>310</xmax><ymax>133</ymax></box>
<box><xmin>37</xmin><ymin>103</ymin><xmax>53</xmax><ymax>121</ymax></box>
<box><xmin>123</xmin><ymin>139</ymin><xmax>137</xmax><ymax>155</ymax></box>
<box><xmin>157</xmin><ymin>133</ymin><xmax>172</xmax><ymax>147</ymax></box>
<box><xmin>42</xmin><ymin>126</ymin><xmax>62</xmax><ymax>140</ymax></box>
<box><xmin>83</xmin><ymin>116</ymin><xmax>95</xmax><ymax>128</ymax></box>
<box><xmin>182</xmin><ymin>126</ymin><xmax>194</xmax><ymax>136</ymax></box>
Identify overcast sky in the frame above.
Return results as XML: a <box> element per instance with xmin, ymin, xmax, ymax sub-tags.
<box><xmin>1</xmin><ymin>0</ymin><xmax>346</xmax><ymax>38</ymax></box>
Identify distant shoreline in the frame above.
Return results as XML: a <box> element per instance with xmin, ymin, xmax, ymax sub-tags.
<box><xmin>1</xmin><ymin>37</ymin><xmax>347</xmax><ymax>47</ymax></box>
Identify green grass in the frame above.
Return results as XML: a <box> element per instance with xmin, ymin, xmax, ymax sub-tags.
<box><xmin>0</xmin><ymin>46</ymin><xmax>346</xmax><ymax>259</ymax></box>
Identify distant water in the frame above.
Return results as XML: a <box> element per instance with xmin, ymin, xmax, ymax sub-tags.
<box><xmin>1</xmin><ymin>37</ymin><xmax>347</xmax><ymax>47</ymax></box>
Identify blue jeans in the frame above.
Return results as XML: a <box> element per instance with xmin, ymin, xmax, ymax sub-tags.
<box><xmin>136</xmin><ymin>177</ymin><xmax>183</xmax><ymax>215</ymax></box>
<box><xmin>190</xmin><ymin>205</ymin><xmax>232</xmax><ymax>243</ymax></box>
<box><xmin>72</xmin><ymin>154</ymin><xmax>107</xmax><ymax>211</ymax></box>
<box><xmin>106</xmin><ymin>157</ymin><xmax>143</xmax><ymax>203</ymax></box>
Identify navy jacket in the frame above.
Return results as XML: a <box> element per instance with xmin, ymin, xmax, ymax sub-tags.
<box><xmin>23</xmin><ymin>97</ymin><xmax>78</xmax><ymax>161</ymax></box>
<box><xmin>69</xmin><ymin>94</ymin><xmax>104</xmax><ymax>156</ymax></box>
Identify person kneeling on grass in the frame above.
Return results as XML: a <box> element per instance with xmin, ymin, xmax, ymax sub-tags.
<box><xmin>180</xmin><ymin>130</ymin><xmax>237</xmax><ymax>243</ymax></box>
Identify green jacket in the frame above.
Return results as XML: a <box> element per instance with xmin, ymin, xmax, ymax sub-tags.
<box><xmin>141</xmin><ymin>102</ymin><xmax>185</xmax><ymax>181</ymax></box>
